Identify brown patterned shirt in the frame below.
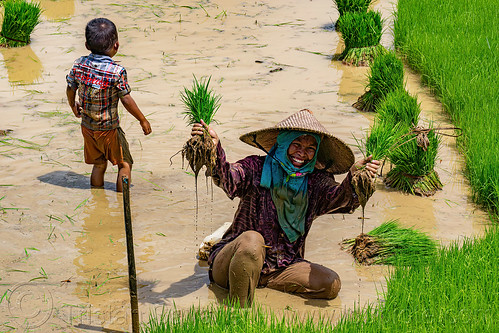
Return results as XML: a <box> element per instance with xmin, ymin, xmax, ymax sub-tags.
<box><xmin>208</xmin><ymin>142</ymin><xmax>359</xmax><ymax>275</ymax></box>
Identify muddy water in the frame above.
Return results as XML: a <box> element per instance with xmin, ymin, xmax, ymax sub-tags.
<box><xmin>0</xmin><ymin>0</ymin><xmax>489</xmax><ymax>331</ymax></box>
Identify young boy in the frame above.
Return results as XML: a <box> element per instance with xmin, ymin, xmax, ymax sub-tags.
<box><xmin>66</xmin><ymin>18</ymin><xmax>151</xmax><ymax>192</ymax></box>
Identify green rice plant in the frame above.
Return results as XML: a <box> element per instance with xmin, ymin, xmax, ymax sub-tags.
<box><xmin>342</xmin><ymin>219</ymin><xmax>437</xmax><ymax>266</ymax></box>
<box><xmin>337</xmin><ymin>11</ymin><xmax>385</xmax><ymax>66</ymax></box>
<box><xmin>180</xmin><ymin>75</ymin><xmax>221</xmax><ymax>126</ymax></box>
<box><xmin>394</xmin><ymin>0</ymin><xmax>499</xmax><ymax>212</ymax></box>
<box><xmin>335</xmin><ymin>226</ymin><xmax>499</xmax><ymax>332</ymax></box>
<box><xmin>0</xmin><ymin>0</ymin><xmax>42</xmax><ymax>47</ymax></box>
<box><xmin>333</xmin><ymin>0</ymin><xmax>372</xmax><ymax>17</ymax></box>
<box><xmin>355</xmin><ymin>116</ymin><xmax>408</xmax><ymax>161</ymax></box>
<box><xmin>385</xmin><ymin>126</ymin><xmax>442</xmax><ymax>196</ymax></box>
<box><xmin>333</xmin><ymin>0</ymin><xmax>372</xmax><ymax>32</ymax></box>
<box><xmin>353</xmin><ymin>52</ymin><xmax>405</xmax><ymax>112</ymax></box>
<box><xmin>376</xmin><ymin>88</ymin><xmax>420</xmax><ymax>127</ymax></box>
<box><xmin>141</xmin><ymin>303</ymin><xmax>334</xmax><ymax>333</ymax></box>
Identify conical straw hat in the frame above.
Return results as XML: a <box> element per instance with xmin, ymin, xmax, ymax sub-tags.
<box><xmin>240</xmin><ymin>109</ymin><xmax>354</xmax><ymax>174</ymax></box>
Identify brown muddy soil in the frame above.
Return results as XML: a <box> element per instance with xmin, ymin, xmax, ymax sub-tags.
<box><xmin>0</xmin><ymin>0</ymin><xmax>489</xmax><ymax>332</ymax></box>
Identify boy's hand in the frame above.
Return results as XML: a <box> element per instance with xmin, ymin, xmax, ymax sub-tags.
<box><xmin>71</xmin><ymin>101</ymin><xmax>82</xmax><ymax>118</ymax></box>
<box><xmin>140</xmin><ymin>119</ymin><xmax>152</xmax><ymax>135</ymax></box>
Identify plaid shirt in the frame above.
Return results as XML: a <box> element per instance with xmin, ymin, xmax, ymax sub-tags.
<box><xmin>66</xmin><ymin>54</ymin><xmax>131</xmax><ymax>130</ymax></box>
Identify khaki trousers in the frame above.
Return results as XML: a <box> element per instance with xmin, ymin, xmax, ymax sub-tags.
<box><xmin>211</xmin><ymin>231</ymin><xmax>341</xmax><ymax>306</ymax></box>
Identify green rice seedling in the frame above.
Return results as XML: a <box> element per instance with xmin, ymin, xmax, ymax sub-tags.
<box><xmin>353</xmin><ymin>52</ymin><xmax>405</xmax><ymax>112</ymax></box>
<box><xmin>0</xmin><ymin>0</ymin><xmax>42</xmax><ymax>47</ymax></box>
<box><xmin>375</xmin><ymin>88</ymin><xmax>420</xmax><ymax>127</ymax></box>
<box><xmin>336</xmin><ymin>11</ymin><xmax>385</xmax><ymax>66</ymax></box>
<box><xmin>385</xmin><ymin>126</ymin><xmax>442</xmax><ymax>196</ymax></box>
<box><xmin>342</xmin><ymin>219</ymin><xmax>437</xmax><ymax>265</ymax></box>
<box><xmin>141</xmin><ymin>302</ymin><xmax>333</xmax><ymax>333</ymax></box>
<box><xmin>352</xmin><ymin>118</ymin><xmax>407</xmax><ymax>232</ymax></box>
<box><xmin>180</xmin><ymin>75</ymin><xmax>221</xmax><ymax>177</ymax></box>
<box><xmin>333</xmin><ymin>0</ymin><xmax>372</xmax><ymax>32</ymax></box>
<box><xmin>333</xmin><ymin>0</ymin><xmax>372</xmax><ymax>17</ymax></box>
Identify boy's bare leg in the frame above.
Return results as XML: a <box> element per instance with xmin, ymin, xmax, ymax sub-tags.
<box><xmin>116</xmin><ymin>161</ymin><xmax>131</xmax><ymax>192</ymax></box>
<box><xmin>91</xmin><ymin>163</ymin><xmax>107</xmax><ymax>188</ymax></box>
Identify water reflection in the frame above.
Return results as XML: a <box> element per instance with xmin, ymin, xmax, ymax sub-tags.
<box><xmin>0</xmin><ymin>45</ymin><xmax>43</xmax><ymax>85</ymax></box>
<box><xmin>39</xmin><ymin>0</ymin><xmax>75</xmax><ymax>20</ymax></box>
<box><xmin>73</xmin><ymin>189</ymin><xmax>129</xmax><ymax>331</ymax></box>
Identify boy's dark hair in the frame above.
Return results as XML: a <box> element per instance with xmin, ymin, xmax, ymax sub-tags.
<box><xmin>85</xmin><ymin>18</ymin><xmax>118</xmax><ymax>55</ymax></box>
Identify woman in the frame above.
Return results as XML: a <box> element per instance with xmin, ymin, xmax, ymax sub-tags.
<box><xmin>191</xmin><ymin>109</ymin><xmax>379</xmax><ymax>306</ymax></box>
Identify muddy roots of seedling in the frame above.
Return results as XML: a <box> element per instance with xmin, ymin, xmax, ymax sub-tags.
<box><xmin>352</xmin><ymin>169</ymin><xmax>376</xmax><ymax>209</ymax></box>
<box><xmin>385</xmin><ymin>169</ymin><xmax>442</xmax><ymax>196</ymax></box>
<box><xmin>340</xmin><ymin>45</ymin><xmax>386</xmax><ymax>67</ymax></box>
<box><xmin>182</xmin><ymin>131</ymin><xmax>216</xmax><ymax>177</ymax></box>
<box><xmin>343</xmin><ymin>233</ymin><xmax>380</xmax><ymax>265</ymax></box>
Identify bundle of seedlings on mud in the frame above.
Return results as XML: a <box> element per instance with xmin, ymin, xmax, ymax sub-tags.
<box><xmin>352</xmin><ymin>117</ymin><xmax>407</xmax><ymax>232</ymax></box>
<box><xmin>180</xmin><ymin>75</ymin><xmax>221</xmax><ymax>190</ymax></box>
<box><xmin>336</xmin><ymin>10</ymin><xmax>385</xmax><ymax>66</ymax></box>
<box><xmin>342</xmin><ymin>219</ymin><xmax>438</xmax><ymax>266</ymax></box>
<box><xmin>385</xmin><ymin>125</ymin><xmax>443</xmax><ymax>196</ymax></box>
<box><xmin>375</xmin><ymin>88</ymin><xmax>421</xmax><ymax>128</ymax></box>
<box><xmin>0</xmin><ymin>0</ymin><xmax>42</xmax><ymax>47</ymax></box>
<box><xmin>333</xmin><ymin>0</ymin><xmax>372</xmax><ymax>32</ymax></box>
<box><xmin>353</xmin><ymin>52</ymin><xmax>405</xmax><ymax>112</ymax></box>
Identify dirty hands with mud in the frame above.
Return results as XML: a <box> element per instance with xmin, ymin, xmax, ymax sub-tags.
<box><xmin>191</xmin><ymin>119</ymin><xmax>219</xmax><ymax>146</ymax></box>
<box><xmin>351</xmin><ymin>155</ymin><xmax>380</xmax><ymax>178</ymax></box>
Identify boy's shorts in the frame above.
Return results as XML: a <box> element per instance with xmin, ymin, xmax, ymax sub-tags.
<box><xmin>81</xmin><ymin>125</ymin><xmax>133</xmax><ymax>166</ymax></box>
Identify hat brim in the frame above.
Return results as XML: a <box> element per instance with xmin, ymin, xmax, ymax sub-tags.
<box><xmin>240</xmin><ymin>127</ymin><xmax>354</xmax><ymax>174</ymax></box>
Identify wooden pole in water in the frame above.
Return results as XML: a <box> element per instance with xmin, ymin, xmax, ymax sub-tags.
<box><xmin>122</xmin><ymin>176</ymin><xmax>139</xmax><ymax>333</ymax></box>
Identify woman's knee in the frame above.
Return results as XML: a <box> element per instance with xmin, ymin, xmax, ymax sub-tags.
<box><xmin>234</xmin><ymin>231</ymin><xmax>265</xmax><ymax>262</ymax></box>
<box><xmin>321</xmin><ymin>271</ymin><xmax>341</xmax><ymax>299</ymax></box>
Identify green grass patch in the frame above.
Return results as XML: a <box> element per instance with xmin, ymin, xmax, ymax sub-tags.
<box><xmin>0</xmin><ymin>0</ymin><xmax>42</xmax><ymax>47</ymax></box>
<box><xmin>142</xmin><ymin>303</ymin><xmax>335</xmax><ymax>333</ymax></box>
<box><xmin>334</xmin><ymin>226</ymin><xmax>499</xmax><ymax>332</ymax></box>
<box><xmin>394</xmin><ymin>0</ymin><xmax>499</xmax><ymax>212</ymax></box>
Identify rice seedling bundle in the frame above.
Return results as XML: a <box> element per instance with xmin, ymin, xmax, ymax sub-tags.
<box><xmin>385</xmin><ymin>126</ymin><xmax>443</xmax><ymax>196</ymax></box>
<box><xmin>181</xmin><ymin>75</ymin><xmax>221</xmax><ymax>178</ymax></box>
<box><xmin>333</xmin><ymin>0</ymin><xmax>372</xmax><ymax>32</ymax></box>
<box><xmin>342</xmin><ymin>219</ymin><xmax>437</xmax><ymax>265</ymax></box>
<box><xmin>352</xmin><ymin>118</ymin><xmax>407</xmax><ymax>231</ymax></box>
<box><xmin>0</xmin><ymin>0</ymin><xmax>41</xmax><ymax>47</ymax></box>
<box><xmin>353</xmin><ymin>52</ymin><xmax>405</xmax><ymax>112</ymax></box>
<box><xmin>337</xmin><ymin>11</ymin><xmax>386</xmax><ymax>66</ymax></box>
<box><xmin>376</xmin><ymin>88</ymin><xmax>421</xmax><ymax>127</ymax></box>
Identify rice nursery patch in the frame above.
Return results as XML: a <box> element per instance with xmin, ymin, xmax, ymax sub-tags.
<box><xmin>342</xmin><ymin>219</ymin><xmax>437</xmax><ymax>265</ymax></box>
<box><xmin>141</xmin><ymin>303</ymin><xmax>335</xmax><ymax>333</ymax></box>
<box><xmin>336</xmin><ymin>11</ymin><xmax>385</xmax><ymax>66</ymax></box>
<box><xmin>375</xmin><ymin>88</ymin><xmax>420</xmax><ymax>127</ymax></box>
<box><xmin>394</xmin><ymin>0</ymin><xmax>499</xmax><ymax>212</ymax></box>
<box><xmin>353</xmin><ymin>52</ymin><xmax>405</xmax><ymax>112</ymax></box>
<box><xmin>335</xmin><ymin>226</ymin><xmax>499</xmax><ymax>332</ymax></box>
<box><xmin>385</xmin><ymin>127</ymin><xmax>442</xmax><ymax>196</ymax></box>
<box><xmin>0</xmin><ymin>0</ymin><xmax>42</xmax><ymax>47</ymax></box>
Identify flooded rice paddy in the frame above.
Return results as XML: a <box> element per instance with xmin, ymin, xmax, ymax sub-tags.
<box><xmin>0</xmin><ymin>0</ymin><xmax>489</xmax><ymax>331</ymax></box>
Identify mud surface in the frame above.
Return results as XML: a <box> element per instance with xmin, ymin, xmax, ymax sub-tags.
<box><xmin>0</xmin><ymin>0</ymin><xmax>489</xmax><ymax>331</ymax></box>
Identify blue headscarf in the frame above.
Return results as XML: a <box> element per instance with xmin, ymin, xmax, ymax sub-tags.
<box><xmin>260</xmin><ymin>131</ymin><xmax>321</xmax><ymax>242</ymax></box>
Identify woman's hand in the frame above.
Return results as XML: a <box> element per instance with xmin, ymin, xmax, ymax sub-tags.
<box><xmin>191</xmin><ymin>119</ymin><xmax>219</xmax><ymax>146</ymax></box>
<box><xmin>350</xmin><ymin>155</ymin><xmax>380</xmax><ymax>178</ymax></box>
